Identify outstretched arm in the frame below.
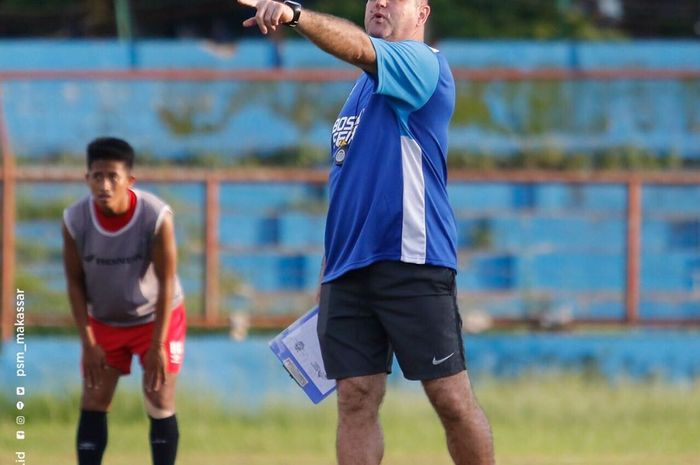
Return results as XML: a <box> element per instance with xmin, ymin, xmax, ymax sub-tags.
<box><xmin>238</xmin><ymin>0</ymin><xmax>377</xmax><ymax>74</ymax></box>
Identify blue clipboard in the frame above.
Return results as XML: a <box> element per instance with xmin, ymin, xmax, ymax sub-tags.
<box><xmin>269</xmin><ymin>306</ymin><xmax>337</xmax><ymax>404</ymax></box>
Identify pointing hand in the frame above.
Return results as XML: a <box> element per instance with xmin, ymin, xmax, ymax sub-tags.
<box><xmin>237</xmin><ymin>0</ymin><xmax>295</xmax><ymax>35</ymax></box>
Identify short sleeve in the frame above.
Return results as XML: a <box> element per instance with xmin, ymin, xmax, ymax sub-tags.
<box><xmin>370</xmin><ymin>38</ymin><xmax>440</xmax><ymax>111</ymax></box>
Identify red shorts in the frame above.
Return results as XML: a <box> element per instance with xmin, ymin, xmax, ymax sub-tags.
<box><xmin>87</xmin><ymin>304</ymin><xmax>186</xmax><ymax>375</ymax></box>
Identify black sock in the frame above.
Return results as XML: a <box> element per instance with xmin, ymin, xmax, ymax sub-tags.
<box><xmin>76</xmin><ymin>410</ymin><xmax>107</xmax><ymax>465</ymax></box>
<box><xmin>149</xmin><ymin>414</ymin><xmax>179</xmax><ymax>465</ymax></box>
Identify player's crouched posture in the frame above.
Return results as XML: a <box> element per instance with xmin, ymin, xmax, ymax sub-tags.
<box><xmin>62</xmin><ymin>137</ymin><xmax>186</xmax><ymax>465</ymax></box>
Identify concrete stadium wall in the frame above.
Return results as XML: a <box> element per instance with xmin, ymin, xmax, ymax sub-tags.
<box><xmin>4</xmin><ymin>40</ymin><xmax>700</xmax><ymax>321</ymax></box>
<box><xmin>2</xmin><ymin>39</ymin><xmax>700</xmax><ymax>70</ymax></box>
<box><xmin>1</xmin><ymin>39</ymin><xmax>700</xmax><ymax>159</ymax></box>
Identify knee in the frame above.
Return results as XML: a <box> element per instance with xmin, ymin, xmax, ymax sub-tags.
<box><xmin>144</xmin><ymin>393</ymin><xmax>175</xmax><ymax>419</ymax></box>
<box><xmin>427</xmin><ymin>385</ymin><xmax>474</xmax><ymax>425</ymax></box>
<box><xmin>436</xmin><ymin>393</ymin><xmax>472</xmax><ymax>424</ymax></box>
<box><xmin>337</xmin><ymin>378</ymin><xmax>384</xmax><ymax>418</ymax></box>
<box><xmin>81</xmin><ymin>391</ymin><xmax>112</xmax><ymax>412</ymax></box>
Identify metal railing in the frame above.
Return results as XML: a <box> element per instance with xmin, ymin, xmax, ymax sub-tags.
<box><xmin>4</xmin><ymin>165</ymin><xmax>700</xmax><ymax>338</ymax></box>
<box><xmin>2</xmin><ymin>67</ymin><xmax>700</xmax><ymax>338</ymax></box>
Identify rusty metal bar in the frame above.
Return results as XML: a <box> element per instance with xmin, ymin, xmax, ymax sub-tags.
<box><xmin>8</xmin><ymin>166</ymin><xmax>331</xmax><ymax>184</ymax></box>
<box><xmin>448</xmin><ymin>170</ymin><xmax>700</xmax><ymax>185</ymax></box>
<box><xmin>1</xmin><ymin>164</ymin><xmax>697</xmax><ymax>329</ymax></box>
<box><xmin>625</xmin><ymin>178</ymin><xmax>643</xmax><ymax>324</ymax></box>
<box><xmin>0</xmin><ymin>86</ymin><xmax>16</xmax><ymax>341</ymax></box>
<box><xmin>1</xmin><ymin>68</ymin><xmax>700</xmax><ymax>82</ymax></box>
<box><xmin>204</xmin><ymin>177</ymin><xmax>220</xmax><ymax>324</ymax></box>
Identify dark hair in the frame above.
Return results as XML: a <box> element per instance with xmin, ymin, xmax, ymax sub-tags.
<box><xmin>86</xmin><ymin>137</ymin><xmax>135</xmax><ymax>169</ymax></box>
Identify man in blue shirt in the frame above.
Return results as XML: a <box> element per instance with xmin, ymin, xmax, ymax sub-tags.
<box><xmin>240</xmin><ymin>1</ymin><xmax>495</xmax><ymax>464</ymax></box>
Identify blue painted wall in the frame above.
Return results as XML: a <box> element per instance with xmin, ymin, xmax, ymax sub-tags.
<box><xmin>5</xmin><ymin>40</ymin><xmax>699</xmax><ymax>321</ymax></box>
<box><xmin>2</xmin><ymin>331</ymin><xmax>699</xmax><ymax>406</ymax></box>
<box><xmin>1</xmin><ymin>40</ymin><xmax>699</xmax><ymax>159</ymax></box>
<box><xmin>15</xmin><ymin>181</ymin><xmax>700</xmax><ymax>321</ymax></box>
<box><xmin>3</xmin><ymin>39</ymin><xmax>700</xmax><ymax>71</ymax></box>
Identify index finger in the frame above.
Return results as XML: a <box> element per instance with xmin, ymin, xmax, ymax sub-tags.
<box><xmin>237</xmin><ymin>0</ymin><xmax>257</xmax><ymax>8</ymax></box>
<box><xmin>93</xmin><ymin>367</ymin><xmax>103</xmax><ymax>387</ymax></box>
<box><xmin>85</xmin><ymin>367</ymin><xmax>95</xmax><ymax>389</ymax></box>
<box><xmin>145</xmin><ymin>366</ymin><xmax>155</xmax><ymax>392</ymax></box>
<box><xmin>151</xmin><ymin>367</ymin><xmax>165</xmax><ymax>392</ymax></box>
<box><xmin>86</xmin><ymin>364</ymin><xmax>102</xmax><ymax>389</ymax></box>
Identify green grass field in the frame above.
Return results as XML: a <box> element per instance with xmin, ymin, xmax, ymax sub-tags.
<box><xmin>2</xmin><ymin>375</ymin><xmax>699</xmax><ymax>465</ymax></box>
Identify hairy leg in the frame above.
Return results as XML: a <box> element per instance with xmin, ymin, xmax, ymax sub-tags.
<box><xmin>422</xmin><ymin>371</ymin><xmax>495</xmax><ymax>465</ymax></box>
<box><xmin>336</xmin><ymin>373</ymin><xmax>387</xmax><ymax>465</ymax></box>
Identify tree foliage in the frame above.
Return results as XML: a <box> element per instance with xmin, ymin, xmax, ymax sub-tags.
<box><xmin>311</xmin><ymin>0</ymin><xmax>621</xmax><ymax>39</ymax></box>
<box><xmin>1</xmin><ymin>0</ymin><xmax>623</xmax><ymax>39</ymax></box>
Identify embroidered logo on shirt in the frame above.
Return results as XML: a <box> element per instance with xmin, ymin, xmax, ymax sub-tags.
<box><xmin>331</xmin><ymin>109</ymin><xmax>364</xmax><ymax>149</ymax></box>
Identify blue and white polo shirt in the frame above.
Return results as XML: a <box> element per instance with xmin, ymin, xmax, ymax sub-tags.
<box><xmin>323</xmin><ymin>37</ymin><xmax>457</xmax><ymax>283</ymax></box>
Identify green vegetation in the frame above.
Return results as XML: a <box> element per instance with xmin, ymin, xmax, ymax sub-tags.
<box><xmin>15</xmin><ymin>270</ymin><xmax>70</xmax><ymax>316</ymax></box>
<box><xmin>314</xmin><ymin>0</ymin><xmax>624</xmax><ymax>40</ymax></box>
<box><xmin>16</xmin><ymin>196</ymin><xmax>73</xmax><ymax>221</ymax></box>
<box><xmin>447</xmin><ymin>147</ymin><xmax>685</xmax><ymax>171</ymax></box>
<box><xmin>12</xmin><ymin>78</ymin><xmax>696</xmax><ymax>171</ymax></box>
<box><xmin>468</xmin><ymin>218</ymin><xmax>493</xmax><ymax>250</ymax></box>
<box><xmin>1</xmin><ymin>375</ymin><xmax>699</xmax><ymax>464</ymax></box>
<box><xmin>1</xmin><ymin>0</ymin><xmax>624</xmax><ymax>40</ymax></box>
<box><xmin>16</xmin><ymin>240</ymin><xmax>62</xmax><ymax>262</ymax></box>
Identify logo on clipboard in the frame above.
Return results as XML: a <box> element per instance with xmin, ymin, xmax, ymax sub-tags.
<box><xmin>269</xmin><ymin>306</ymin><xmax>337</xmax><ymax>404</ymax></box>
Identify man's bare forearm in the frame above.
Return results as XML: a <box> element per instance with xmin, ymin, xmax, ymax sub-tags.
<box><xmin>239</xmin><ymin>0</ymin><xmax>377</xmax><ymax>73</ymax></box>
<box><xmin>151</xmin><ymin>279</ymin><xmax>174</xmax><ymax>346</ymax></box>
<box><xmin>296</xmin><ymin>10</ymin><xmax>377</xmax><ymax>74</ymax></box>
<box><xmin>151</xmin><ymin>214</ymin><xmax>178</xmax><ymax>346</ymax></box>
<box><xmin>63</xmin><ymin>224</ymin><xmax>94</xmax><ymax>348</ymax></box>
<box><xmin>67</xmin><ymin>283</ymin><xmax>95</xmax><ymax>347</ymax></box>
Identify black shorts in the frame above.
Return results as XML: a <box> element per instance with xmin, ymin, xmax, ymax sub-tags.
<box><xmin>318</xmin><ymin>260</ymin><xmax>466</xmax><ymax>381</ymax></box>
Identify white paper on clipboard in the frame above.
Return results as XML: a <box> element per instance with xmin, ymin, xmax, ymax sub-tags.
<box><xmin>269</xmin><ymin>306</ymin><xmax>336</xmax><ymax>403</ymax></box>
<box><xmin>281</xmin><ymin>311</ymin><xmax>336</xmax><ymax>395</ymax></box>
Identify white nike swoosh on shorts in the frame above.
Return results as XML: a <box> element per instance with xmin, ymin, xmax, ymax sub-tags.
<box><xmin>432</xmin><ymin>352</ymin><xmax>455</xmax><ymax>365</ymax></box>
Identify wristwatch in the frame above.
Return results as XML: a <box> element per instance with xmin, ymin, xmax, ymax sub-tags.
<box><xmin>283</xmin><ymin>0</ymin><xmax>302</xmax><ymax>28</ymax></box>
